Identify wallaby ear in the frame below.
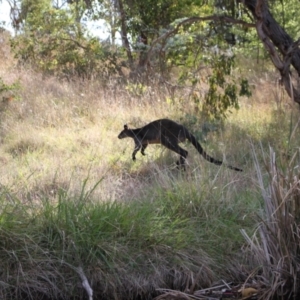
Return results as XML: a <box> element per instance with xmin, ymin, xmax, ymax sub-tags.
<box><xmin>124</xmin><ymin>124</ymin><xmax>128</xmax><ymax>130</ymax></box>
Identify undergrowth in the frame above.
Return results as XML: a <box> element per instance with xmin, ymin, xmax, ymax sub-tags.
<box><xmin>0</xmin><ymin>174</ymin><xmax>249</xmax><ymax>299</ymax></box>
<box><xmin>1</xmin><ymin>31</ymin><xmax>300</xmax><ymax>299</ymax></box>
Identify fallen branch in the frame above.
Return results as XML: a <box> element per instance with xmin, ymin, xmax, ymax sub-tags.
<box><xmin>75</xmin><ymin>266</ymin><xmax>93</xmax><ymax>300</ymax></box>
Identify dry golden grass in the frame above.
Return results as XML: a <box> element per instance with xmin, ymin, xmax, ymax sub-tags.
<box><xmin>0</xmin><ymin>58</ymin><xmax>298</xmax><ymax>204</ymax></box>
<box><xmin>0</xmin><ymin>66</ymin><xmax>172</xmax><ymax>200</ymax></box>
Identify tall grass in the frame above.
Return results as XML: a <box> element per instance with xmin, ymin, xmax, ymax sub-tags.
<box><xmin>1</xmin><ymin>31</ymin><xmax>300</xmax><ymax>299</ymax></box>
<box><xmin>1</xmin><ymin>173</ymin><xmax>249</xmax><ymax>299</ymax></box>
<box><xmin>240</xmin><ymin>146</ymin><xmax>300</xmax><ymax>300</ymax></box>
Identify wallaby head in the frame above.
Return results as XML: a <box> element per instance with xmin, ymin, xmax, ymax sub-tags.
<box><xmin>118</xmin><ymin>124</ymin><xmax>130</xmax><ymax>139</ymax></box>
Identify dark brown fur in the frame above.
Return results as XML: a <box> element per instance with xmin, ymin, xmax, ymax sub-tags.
<box><xmin>118</xmin><ymin>119</ymin><xmax>242</xmax><ymax>171</ymax></box>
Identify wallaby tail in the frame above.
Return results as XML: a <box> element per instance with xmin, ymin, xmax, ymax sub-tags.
<box><xmin>187</xmin><ymin>132</ymin><xmax>243</xmax><ymax>172</ymax></box>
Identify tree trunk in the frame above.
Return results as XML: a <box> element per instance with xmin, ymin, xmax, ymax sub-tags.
<box><xmin>137</xmin><ymin>32</ymin><xmax>148</xmax><ymax>72</ymax></box>
<box><xmin>241</xmin><ymin>0</ymin><xmax>300</xmax><ymax>104</ymax></box>
<box><xmin>116</xmin><ymin>0</ymin><xmax>133</xmax><ymax>68</ymax></box>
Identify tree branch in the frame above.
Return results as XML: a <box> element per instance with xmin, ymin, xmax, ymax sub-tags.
<box><xmin>144</xmin><ymin>15</ymin><xmax>255</xmax><ymax>69</ymax></box>
<box><xmin>253</xmin><ymin>0</ymin><xmax>300</xmax><ymax>104</ymax></box>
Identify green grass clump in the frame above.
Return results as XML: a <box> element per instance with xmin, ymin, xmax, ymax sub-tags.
<box><xmin>0</xmin><ymin>172</ymin><xmax>260</xmax><ymax>299</ymax></box>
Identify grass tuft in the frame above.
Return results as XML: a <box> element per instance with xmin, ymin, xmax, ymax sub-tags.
<box><xmin>0</xmin><ymin>178</ymin><xmax>221</xmax><ymax>299</ymax></box>
<box><xmin>240</xmin><ymin>146</ymin><xmax>300</xmax><ymax>300</ymax></box>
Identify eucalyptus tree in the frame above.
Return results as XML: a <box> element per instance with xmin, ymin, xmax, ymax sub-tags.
<box><xmin>6</xmin><ymin>0</ymin><xmax>300</xmax><ymax>107</ymax></box>
<box><xmin>9</xmin><ymin>0</ymin><xmax>123</xmax><ymax>79</ymax></box>
<box><xmin>241</xmin><ymin>0</ymin><xmax>300</xmax><ymax>104</ymax></box>
<box><xmin>129</xmin><ymin>0</ymin><xmax>300</xmax><ymax>106</ymax></box>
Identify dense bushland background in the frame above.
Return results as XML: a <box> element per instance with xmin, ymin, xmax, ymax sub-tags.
<box><xmin>1</xmin><ymin>1</ymin><xmax>300</xmax><ymax>299</ymax></box>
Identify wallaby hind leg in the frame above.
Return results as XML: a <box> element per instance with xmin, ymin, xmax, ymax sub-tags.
<box><xmin>161</xmin><ymin>138</ymin><xmax>188</xmax><ymax>169</ymax></box>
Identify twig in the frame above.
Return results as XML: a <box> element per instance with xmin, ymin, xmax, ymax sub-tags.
<box><xmin>156</xmin><ymin>289</ymin><xmax>209</xmax><ymax>299</ymax></box>
<box><xmin>76</xmin><ymin>266</ymin><xmax>93</xmax><ymax>300</ymax></box>
<box><xmin>193</xmin><ymin>282</ymin><xmax>232</xmax><ymax>296</ymax></box>
<box><xmin>221</xmin><ymin>280</ymin><xmax>231</xmax><ymax>289</ymax></box>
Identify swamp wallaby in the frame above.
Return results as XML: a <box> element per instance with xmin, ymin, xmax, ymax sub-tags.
<box><xmin>117</xmin><ymin>118</ymin><xmax>242</xmax><ymax>171</ymax></box>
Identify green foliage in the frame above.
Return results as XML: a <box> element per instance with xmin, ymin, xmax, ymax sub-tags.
<box><xmin>125</xmin><ymin>82</ymin><xmax>147</xmax><ymax>97</ymax></box>
<box><xmin>124</xmin><ymin>0</ymin><xmax>200</xmax><ymax>39</ymax></box>
<box><xmin>11</xmin><ymin>0</ymin><xmax>123</xmax><ymax>79</ymax></box>
<box><xmin>173</xmin><ymin>50</ymin><xmax>251</xmax><ymax>119</ymax></box>
<box><xmin>0</xmin><ymin>78</ymin><xmax>19</xmax><ymax>95</ymax></box>
<box><xmin>160</xmin><ymin>4</ymin><xmax>254</xmax><ymax>119</ymax></box>
<box><xmin>239</xmin><ymin>78</ymin><xmax>252</xmax><ymax>97</ymax></box>
<box><xmin>204</xmin><ymin>55</ymin><xmax>238</xmax><ymax>119</ymax></box>
<box><xmin>270</xmin><ymin>0</ymin><xmax>300</xmax><ymax>40</ymax></box>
